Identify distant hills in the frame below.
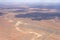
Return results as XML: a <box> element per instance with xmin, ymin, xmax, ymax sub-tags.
<box><xmin>15</xmin><ymin>12</ymin><xmax>60</xmax><ymax>21</ymax></box>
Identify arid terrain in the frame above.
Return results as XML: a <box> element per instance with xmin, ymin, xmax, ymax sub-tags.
<box><xmin>0</xmin><ymin>4</ymin><xmax>60</xmax><ymax>40</ymax></box>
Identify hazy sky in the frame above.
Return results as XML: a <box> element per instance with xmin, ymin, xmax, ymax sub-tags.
<box><xmin>0</xmin><ymin>0</ymin><xmax>59</xmax><ymax>3</ymax></box>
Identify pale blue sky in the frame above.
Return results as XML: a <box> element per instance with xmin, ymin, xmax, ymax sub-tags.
<box><xmin>0</xmin><ymin>0</ymin><xmax>59</xmax><ymax>3</ymax></box>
